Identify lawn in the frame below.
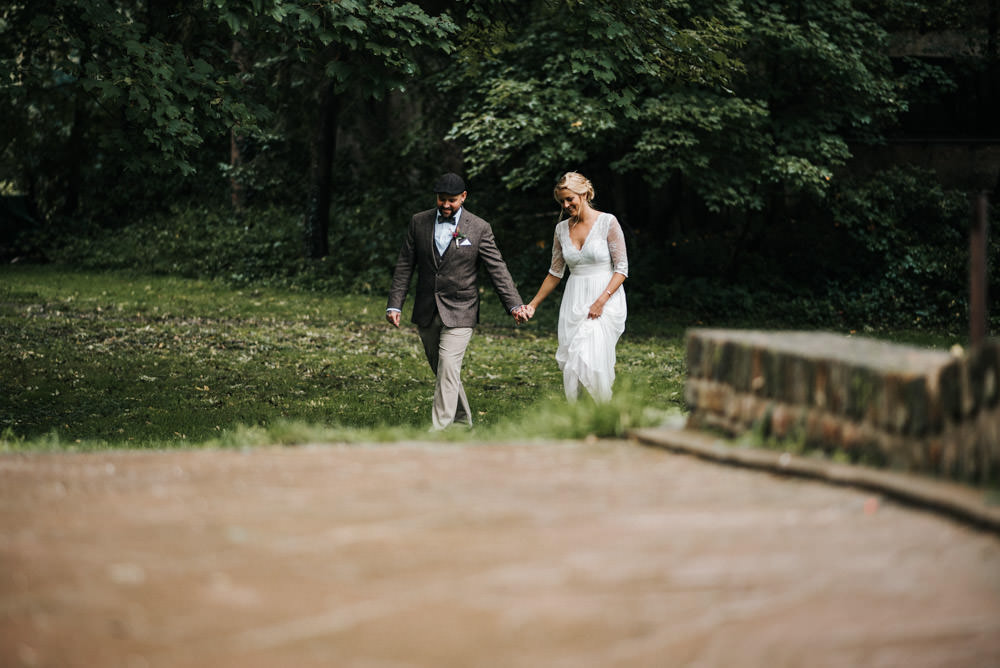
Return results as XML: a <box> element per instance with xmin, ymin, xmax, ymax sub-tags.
<box><xmin>1</xmin><ymin>265</ymin><xmax>687</xmax><ymax>449</ymax></box>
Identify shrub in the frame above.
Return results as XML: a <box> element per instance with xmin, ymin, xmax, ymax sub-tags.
<box><xmin>49</xmin><ymin>204</ymin><xmax>399</xmax><ymax>293</ymax></box>
<box><xmin>828</xmin><ymin>166</ymin><xmax>991</xmax><ymax>330</ymax></box>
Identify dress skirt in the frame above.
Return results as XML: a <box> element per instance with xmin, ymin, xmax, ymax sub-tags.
<box><xmin>555</xmin><ymin>263</ymin><xmax>626</xmax><ymax>402</ymax></box>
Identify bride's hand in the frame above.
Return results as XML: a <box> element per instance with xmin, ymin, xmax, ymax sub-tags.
<box><xmin>588</xmin><ymin>301</ymin><xmax>603</xmax><ymax>319</ymax></box>
<box><xmin>524</xmin><ymin>305</ymin><xmax>535</xmax><ymax>319</ymax></box>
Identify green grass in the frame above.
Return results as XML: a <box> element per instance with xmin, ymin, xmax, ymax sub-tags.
<box><xmin>1</xmin><ymin>265</ymin><xmax>969</xmax><ymax>452</ymax></box>
<box><xmin>1</xmin><ymin>265</ymin><xmax>687</xmax><ymax>450</ymax></box>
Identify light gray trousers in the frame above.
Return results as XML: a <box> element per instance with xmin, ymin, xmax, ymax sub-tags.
<box><xmin>418</xmin><ymin>314</ymin><xmax>473</xmax><ymax>430</ymax></box>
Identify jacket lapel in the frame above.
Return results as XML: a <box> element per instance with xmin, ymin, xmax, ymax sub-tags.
<box><xmin>426</xmin><ymin>212</ymin><xmax>441</xmax><ymax>269</ymax></box>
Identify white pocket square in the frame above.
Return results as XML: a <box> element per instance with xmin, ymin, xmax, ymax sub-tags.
<box><xmin>459</xmin><ymin>239</ymin><xmax>472</xmax><ymax>246</ymax></box>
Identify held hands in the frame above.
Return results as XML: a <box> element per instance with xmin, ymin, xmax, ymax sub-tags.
<box><xmin>512</xmin><ymin>305</ymin><xmax>534</xmax><ymax>324</ymax></box>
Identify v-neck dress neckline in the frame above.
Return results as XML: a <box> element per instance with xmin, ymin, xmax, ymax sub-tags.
<box><xmin>569</xmin><ymin>213</ymin><xmax>602</xmax><ymax>251</ymax></box>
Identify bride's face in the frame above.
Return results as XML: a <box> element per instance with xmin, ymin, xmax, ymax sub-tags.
<box><xmin>556</xmin><ymin>189</ymin><xmax>587</xmax><ymax>219</ymax></box>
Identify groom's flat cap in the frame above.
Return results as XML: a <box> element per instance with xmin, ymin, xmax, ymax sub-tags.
<box><xmin>433</xmin><ymin>173</ymin><xmax>466</xmax><ymax>195</ymax></box>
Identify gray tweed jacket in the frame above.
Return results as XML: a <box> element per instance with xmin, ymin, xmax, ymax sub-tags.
<box><xmin>387</xmin><ymin>207</ymin><xmax>522</xmax><ymax>328</ymax></box>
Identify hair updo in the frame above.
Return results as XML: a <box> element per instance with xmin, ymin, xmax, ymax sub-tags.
<box><xmin>553</xmin><ymin>171</ymin><xmax>595</xmax><ymax>204</ymax></box>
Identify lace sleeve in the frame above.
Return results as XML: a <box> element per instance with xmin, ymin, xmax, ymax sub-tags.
<box><xmin>548</xmin><ymin>225</ymin><xmax>566</xmax><ymax>278</ymax></box>
<box><xmin>607</xmin><ymin>215</ymin><xmax>629</xmax><ymax>277</ymax></box>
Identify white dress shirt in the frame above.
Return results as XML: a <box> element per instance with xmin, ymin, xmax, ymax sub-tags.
<box><xmin>434</xmin><ymin>208</ymin><xmax>461</xmax><ymax>256</ymax></box>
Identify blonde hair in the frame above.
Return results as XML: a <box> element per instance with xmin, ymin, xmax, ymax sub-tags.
<box><xmin>553</xmin><ymin>171</ymin><xmax>595</xmax><ymax>204</ymax></box>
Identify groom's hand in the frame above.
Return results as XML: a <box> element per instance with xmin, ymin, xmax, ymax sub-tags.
<box><xmin>386</xmin><ymin>311</ymin><xmax>401</xmax><ymax>327</ymax></box>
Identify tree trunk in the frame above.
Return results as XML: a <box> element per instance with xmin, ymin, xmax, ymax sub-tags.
<box><xmin>303</xmin><ymin>80</ymin><xmax>339</xmax><ymax>260</ymax></box>
<box><xmin>230</xmin><ymin>38</ymin><xmax>250</xmax><ymax>212</ymax></box>
<box><xmin>59</xmin><ymin>83</ymin><xmax>84</xmax><ymax>219</ymax></box>
<box><xmin>230</xmin><ymin>131</ymin><xmax>246</xmax><ymax>212</ymax></box>
<box><xmin>58</xmin><ymin>36</ymin><xmax>89</xmax><ymax>219</ymax></box>
<box><xmin>987</xmin><ymin>0</ymin><xmax>998</xmax><ymax>156</ymax></box>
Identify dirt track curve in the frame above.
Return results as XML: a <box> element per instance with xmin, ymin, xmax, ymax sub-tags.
<box><xmin>2</xmin><ymin>439</ymin><xmax>999</xmax><ymax>668</ymax></box>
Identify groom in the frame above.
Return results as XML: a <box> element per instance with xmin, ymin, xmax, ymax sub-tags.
<box><xmin>386</xmin><ymin>173</ymin><xmax>527</xmax><ymax>430</ymax></box>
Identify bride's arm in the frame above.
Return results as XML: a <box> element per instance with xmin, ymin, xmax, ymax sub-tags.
<box><xmin>586</xmin><ymin>216</ymin><xmax>628</xmax><ymax>319</ymax></box>
<box><xmin>607</xmin><ymin>215</ymin><xmax>629</xmax><ymax>278</ymax></box>
<box><xmin>527</xmin><ymin>274</ymin><xmax>562</xmax><ymax>314</ymax></box>
<box><xmin>587</xmin><ymin>272</ymin><xmax>626</xmax><ymax>319</ymax></box>
<box><xmin>601</xmin><ymin>272</ymin><xmax>627</xmax><ymax>299</ymax></box>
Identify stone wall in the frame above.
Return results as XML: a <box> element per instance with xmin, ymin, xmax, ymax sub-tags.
<box><xmin>684</xmin><ymin>329</ymin><xmax>1000</xmax><ymax>484</ymax></box>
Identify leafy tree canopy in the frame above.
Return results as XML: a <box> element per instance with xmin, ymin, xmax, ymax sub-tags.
<box><xmin>0</xmin><ymin>0</ymin><xmax>458</xmax><ymax>217</ymax></box>
<box><xmin>446</xmin><ymin>0</ymin><xmax>745</xmax><ymax>193</ymax></box>
<box><xmin>447</xmin><ymin>0</ymin><xmax>907</xmax><ymax>211</ymax></box>
<box><xmin>0</xmin><ymin>1</ymin><xmax>259</xmax><ymax>179</ymax></box>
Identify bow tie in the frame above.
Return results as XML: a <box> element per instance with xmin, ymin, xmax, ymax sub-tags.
<box><xmin>438</xmin><ymin>216</ymin><xmax>456</xmax><ymax>225</ymax></box>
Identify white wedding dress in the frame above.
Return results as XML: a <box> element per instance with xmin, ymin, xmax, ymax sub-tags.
<box><xmin>548</xmin><ymin>212</ymin><xmax>628</xmax><ymax>402</ymax></box>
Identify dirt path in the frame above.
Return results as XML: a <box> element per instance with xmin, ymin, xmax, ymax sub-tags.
<box><xmin>2</xmin><ymin>440</ymin><xmax>998</xmax><ymax>667</ymax></box>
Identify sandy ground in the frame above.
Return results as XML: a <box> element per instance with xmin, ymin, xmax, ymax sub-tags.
<box><xmin>1</xmin><ymin>439</ymin><xmax>998</xmax><ymax>668</ymax></box>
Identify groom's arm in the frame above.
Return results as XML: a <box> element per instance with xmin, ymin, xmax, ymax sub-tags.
<box><xmin>476</xmin><ymin>223</ymin><xmax>524</xmax><ymax>315</ymax></box>
<box><xmin>386</xmin><ymin>217</ymin><xmax>418</xmax><ymax>325</ymax></box>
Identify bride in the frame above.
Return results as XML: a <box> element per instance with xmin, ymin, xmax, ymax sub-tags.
<box><xmin>522</xmin><ymin>172</ymin><xmax>628</xmax><ymax>402</ymax></box>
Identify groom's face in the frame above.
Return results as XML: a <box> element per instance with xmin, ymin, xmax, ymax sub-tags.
<box><xmin>436</xmin><ymin>192</ymin><xmax>466</xmax><ymax>218</ymax></box>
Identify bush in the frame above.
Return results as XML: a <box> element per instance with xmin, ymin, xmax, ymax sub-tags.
<box><xmin>828</xmin><ymin>166</ymin><xmax>992</xmax><ymax>330</ymax></box>
<box><xmin>48</xmin><ymin>204</ymin><xmax>400</xmax><ymax>293</ymax></box>
<box><xmin>618</xmin><ymin>166</ymin><xmax>995</xmax><ymax>332</ymax></box>
<box><xmin>41</xmin><ymin>166</ymin><xmax>996</xmax><ymax>334</ymax></box>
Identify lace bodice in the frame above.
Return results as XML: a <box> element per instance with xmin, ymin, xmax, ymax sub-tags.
<box><xmin>548</xmin><ymin>213</ymin><xmax>629</xmax><ymax>279</ymax></box>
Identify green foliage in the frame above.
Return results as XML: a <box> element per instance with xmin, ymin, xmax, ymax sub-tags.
<box><xmin>45</xmin><ymin>202</ymin><xmax>408</xmax><ymax>293</ymax></box>
<box><xmin>1</xmin><ymin>0</ymin><xmax>989</xmax><ymax>345</ymax></box>
<box><xmin>0</xmin><ymin>1</ymin><xmax>263</xmax><ymax>215</ymax></box>
<box><xmin>619</xmin><ymin>167</ymin><xmax>995</xmax><ymax>334</ymax></box>
<box><xmin>447</xmin><ymin>0</ymin><xmax>745</xmax><ymax>190</ymax></box>
<box><xmin>854</xmin><ymin>0</ymin><xmax>981</xmax><ymax>32</ymax></box>
<box><xmin>214</xmin><ymin>0</ymin><xmax>460</xmax><ymax>98</ymax></box>
<box><xmin>685</xmin><ymin>171</ymin><xmax>994</xmax><ymax>334</ymax></box>
<box><xmin>0</xmin><ymin>265</ymin><xmax>972</xmax><ymax>453</ymax></box>
<box><xmin>620</xmin><ymin>91</ymin><xmax>773</xmax><ymax>210</ymax></box>
<box><xmin>50</xmin><ymin>206</ymin><xmax>306</xmax><ymax>284</ymax></box>
<box><xmin>0</xmin><ymin>0</ymin><xmax>459</xmax><ymax>222</ymax></box>
<box><xmin>447</xmin><ymin>0</ymin><xmax>906</xmax><ymax>214</ymax></box>
<box><xmin>827</xmin><ymin>166</ymin><xmax>985</xmax><ymax>329</ymax></box>
<box><xmin>0</xmin><ymin>266</ymin><xmax>685</xmax><ymax>449</ymax></box>
<box><xmin>635</xmin><ymin>0</ymin><xmax>897</xmax><ymax>209</ymax></box>
<box><xmin>43</xmin><ymin>169</ymin><xmax>993</xmax><ymax>336</ymax></box>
